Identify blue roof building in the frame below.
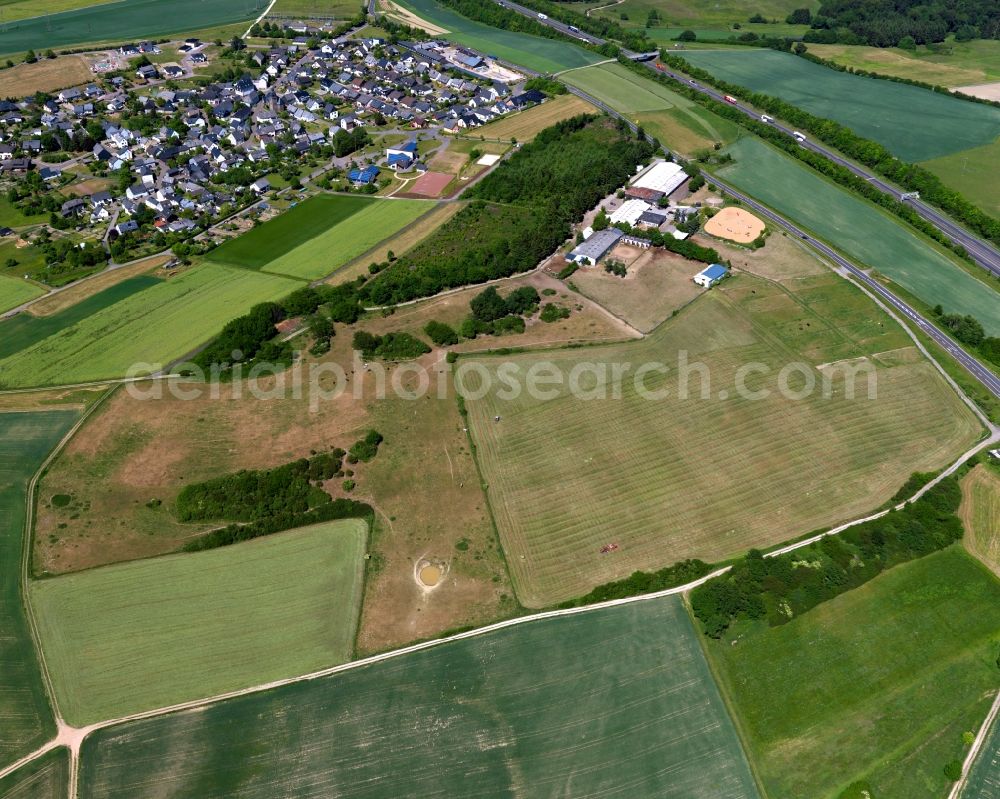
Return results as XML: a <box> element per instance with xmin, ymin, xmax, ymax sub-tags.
<box><xmin>693</xmin><ymin>263</ymin><xmax>729</xmax><ymax>287</ymax></box>
<box><xmin>348</xmin><ymin>165</ymin><xmax>381</xmax><ymax>184</ymax></box>
<box><xmin>387</xmin><ymin>152</ymin><xmax>413</xmax><ymax>170</ymax></box>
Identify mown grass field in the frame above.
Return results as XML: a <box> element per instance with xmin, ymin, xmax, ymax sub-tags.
<box><xmin>0</xmin><ymin>264</ymin><xmax>300</xmax><ymax>388</ymax></box>
<box><xmin>259</xmin><ymin>198</ymin><xmax>432</xmax><ymax>280</ymax></box>
<box><xmin>561</xmin><ymin>62</ymin><xmax>740</xmax><ymax>154</ymax></box>
<box><xmin>0</xmin><ymin>274</ymin><xmax>44</xmax><ymax>314</ymax></box>
<box><xmin>0</xmin><ymin>747</ymin><xmax>69</xmax><ymax>799</ymax></box>
<box><xmin>717</xmin><ymin>137</ymin><xmax>1000</xmax><ymax>333</ymax></box>
<box><xmin>463</xmin><ymin>271</ymin><xmax>981</xmax><ymax>606</ymax></box>
<box><xmin>0</xmin><ymin>410</ymin><xmax>78</xmax><ymax>770</ymax></box>
<box><xmin>0</xmin><ymin>0</ymin><xmax>263</xmax><ymax>57</ymax></box>
<box><xmin>473</xmin><ymin>93</ymin><xmax>596</xmax><ymax>141</ymax></box>
<box><xmin>0</xmin><ymin>54</ymin><xmax>93</xmax><ymax>97</ymax></box>
<box><xmin>681</xmin><ymin>48</ymin><xmax>1000</xmax><ymax>162</ymax></box>
<box><xmin>809</xmin><ymin>39</ymin><xmax>1000</xmax><ymax>87</ymax></box>
<box><xmin>80</xmin><ymin>596</ymin><xmax>759</xmax><ymax>798</ymax></box>
<box><xmin>706</xmin><ymin>547</ymin><xmax>1000</xmax><ymax>799</ymax></box>
<box><xmin>921</xmin><ymin>139</ymin><xmax>1000</xmax><ymax>219</ymax></box>
<box><xmin>208</xmin><ymin>194</ymin><xmax>373</xmax><ymax>270</ymax></box>
<box><xmin>397</xmin><ymin>0</ymin><xmax>601</xmax><ymax>73</ymax></box>
<box><xmin>0</xmin><ymin>275</ymin><xmax>161</xmax><ymax>360</ymax></box>
<box><xmin>963</xmin><ymin>708</ymin><xmax>1000</xmax><ymax>799</ymax></box>
<box><xmin>30</xmin><ymin>519</ymin><xmax>368</xmax><ymax>726</ymax></box>
<box><xmin>961</xmin><ymin>463</ymin><xmax>1000</xmax><ymax>575</ymax></box>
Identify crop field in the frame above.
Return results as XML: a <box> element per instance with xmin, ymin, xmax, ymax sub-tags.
<box><xmin>590</xmin><ymin>0</ymin><xmax>816</xmax><ymax>30</ymax></box>
<box><xmin>0</xmin><ymin>0</ymin><xmax>264</xmax><ymax>57</ymax></box>
<box><xmin>961</xmin><ymin>464</ymin><xmax>1000</xmax><ymax>575</ymax></box>
<box><xmin>0</xmin><ymin>410</ymin><xmax>79</xmax><ymax>770</ymax></box>
<box><xmin>0</xmin><ymin>275</ymin><xmax>44</xmax><ymax>314</ymax></box>
<box><xmin>0</xmin><ymin>747</ymin><xmax>69</xmax><ymax>799</ymax></box>
<box><xmin>0</xmin><ymin>275</ymin><xmax>162</xmax><ymax>361</ymax></box>
<box><xmin>79</xmin><ymin>596</ymin><xmax>759</xmax><ymax>798</ymax></box>
<box><xmin>809</xmin><ymin>40</ymin><xmax>1000</xmax><ymax>87</ymax></box>
<box><xmin>717</xmin><ymin>137</ymin><xmax>1000</xmax><ymax>333</ymax></box>
<box><xmin>30</xmin><ymin>520</ymin><xmax>367</xmax><ymax>726</ymax></box>
<box><xmin>462</xmin><ymin>271</ymin><xmax>981</xmax><ymax>606</ymax></box>
<box><xmin>922</xmin><ymin>139</ymin><xmax>1000</xmax><ymax>218</ymax></box>
<box><xmin>963</xmin><ymin>711</ymin><xmax>1000</xmax><ymax>799</ymax></box>
<box><xmin>706</xmin><ymin>547</ymin><xmax>1000</xmax><ymax>799</ymax></box>
<box><xmin>396</xmin><ymin>0</ymin><xmax>601</xmax><ymax>73</ymax></box>
<box><xmin>0</xmin><ymin>264</ymin><xmax>300</xmax><ymax>388</ymax></box>
<box><xmin>561</xmin><ymin>62</ymin><xmax>740</xmax><ymax>153</ymax></box>
<box><xmin>26</xmin><ymin>255</ymin><xmax>169</xmax><ymax>317</ymax></box>
<box><xmin>473</xmin><ymin>93</ymin><xmax>596</xmax><ymax>141</ymax></box>
<box><xmin>681</xmin><ymin>49</ymin><xmax>1000</xmax><ymax>162</ymax></box>
<box><xmin>207</xmin><ymin>194</ymin><xmax>374</xmax><ymax>270</ymax></box>
<box><xmin>258</xmin><ymin>198</ymin><xmax>433</xmax><ymax>280</ymax></box>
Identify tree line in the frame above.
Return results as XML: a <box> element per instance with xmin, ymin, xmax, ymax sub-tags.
<box><xmin>807</xmin><ymin>0</ymin><xmax>999</xmax><ymax>46</ymax></box>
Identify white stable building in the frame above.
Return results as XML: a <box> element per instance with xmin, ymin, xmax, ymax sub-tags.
<box><xmin>609</xmin><ymin>199</ymin><xmax>651</xmax><ymax>227</ymax></box>
<box><xmin>632</xmin><ymin>160</ymin><xmax>687</xmax><ymax>197</ymax></box>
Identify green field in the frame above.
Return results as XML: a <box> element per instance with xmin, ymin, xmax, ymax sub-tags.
<box><xmin>258</xmin><ymin>198</ymin><xmax>433</xmax><ymax>280</ymax></box>
<box><xmin>30</xmin><ymin>519</ymin><xmax>367</xmax><ymax>726</ymax></box>
<box><xmin>681</xmin><ymin>48</ymin><xmax>1000</xmax><ymax>162</ymax></box>
<box><xmin>706</xmin><ymin>547</ymin><xmax>1000</xmax><ymax>798</ymax></box>
<box><xmin>962</xmin><ymin>464</ymin><xmax>1000</xmax><ymax>574</ymax></box>
<box><xmin>561</xmin><ymin>62</ymin><xmax>740</xmax><ymax>153</ymax></box>
<box><xmin>589</xmin><ymin>0</ymin><xmax>817</xmax><ymax>30</ymax></box>
<box><xmin>207</xmin><ymin>195</ymin><xmax>374</xmax><ymax>270</ymax></box>
<box><xmin>0</xmin><ymin>275</ymin><xmax>161</xmax><ymax>360</ymax></box>
<box><xmin>0</xmin><ymin>275</ymin><xmax>44</xmax><ymax>314</ymax></box>
<box><xmin>0</xmin><ymin>0</ymin><xmax>263</xmax><ymax>57</ymax></box>
<box><xmin>0</xmin><ymin>747</ymin><xmax>69</xmax><ymax>799</ymax></box>
<box><xmin>80</xmin><ymin>596</ymin><xmax>759</xmax><ymax>797</ymax></box>
<box><xmin>717</xmin><ymin>137</ymin><xmax>1000</xmax><ymax>333</ymax></box>
<box><xmin>462</xmin><ymin>271</ymin><xmax>980</xmax><ymax>606</ymax></box>
<box><xmin>0</xmin><ymin>264</ymin><xmax>301</xmax><ymax>388</ymax></box>
<box><xmin>963</xmin><ymin>709</ymin><xmax>1000</xmax><ymax>798</ymax></box>
<box><xmin>0</xmin><ymin>411</ymin><xmax>79</xmax><ymax>770</ymax></box>
<box><xmin>396</xmin><ymin>0</ymin><xmax>601</xmax><ymax>73</ymax></box>
<box><xmin>922</xmin><ymin>139</ymin><xmax>1000</xmax><ymax>219</ymax></box>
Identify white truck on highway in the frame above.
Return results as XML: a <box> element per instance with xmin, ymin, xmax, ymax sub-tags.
<box><xmin>537</xmin><ymin>12</ymin><xmax>547</xmax><ymax>19</ymax></box>
<box><xmin>760</xmin><ymin>114</ymin><xmax>773</xmax><ymax>123</ymax></box>
<box><xmin>792</xmin><ymin>131</ymin><xmax>806</xmax><ymax>142</ymax></box>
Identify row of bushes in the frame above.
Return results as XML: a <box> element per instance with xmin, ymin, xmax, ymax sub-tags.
<box><xmin>691</xmin><ymin>476</ymin><xmax>965</xmax><ymax>637</ymax></box>
<box><xmin>352</xmin><ymin>330</ymin><xmax>431</xmax><ymax>360</ymax></box>
<box><xmin>558</xmin><ymin>559</ymin><xmax>714</xmax><ymax>607</ymax></box>
<box><xmin>654</xmin><ymin>52</ymin><xmax>1000</xmax><ymax>253</ymax></box>
<box><xmin>933</xmin><ymin>307</ymin><xmax>1000</xmax><ymax>367</ymax></box>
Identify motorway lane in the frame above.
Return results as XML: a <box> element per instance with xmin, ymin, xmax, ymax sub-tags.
<box><xmin>489</xmin><ymin>0</ymin><xmax>1000</xmax><ymax>277</ymax></box>
<box><xmin>710</xmin><ymin>175</ymin><xmax>1000</xmax><ymax>399</ymax></box>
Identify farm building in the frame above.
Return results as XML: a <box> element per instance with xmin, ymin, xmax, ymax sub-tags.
<box><xmin>567</xmin><ymin>228</ymin><xmax>624</xmax><ymax>265</ymax></box>
<box><xmin>693</xmin><ymin>263</ymin><xmax>729</xmax><ymax>287</ymax></box>
<box><xmin>609</xmin><ymin>199</ymin><xmax>651</xmax><ymax>227</ymax></box>
<box><xmin>633</xmin><ymin>160</ymin><xmax>687</xmax><ymax>197</ymax></box>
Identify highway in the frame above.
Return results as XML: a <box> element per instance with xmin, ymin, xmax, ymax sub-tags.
<box><xmin>492</xmin><ymin>0</ymin><xmax>1000</xmax><ymax>278</ymax></box>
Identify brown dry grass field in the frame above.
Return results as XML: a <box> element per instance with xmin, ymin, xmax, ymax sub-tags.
<box><xmin>473</xmin><ymin>94</ymin><xmax>596</xmax><ymax>142</ymax></box>
<box><xmin>961</xmin><ymin>463</ymin><xmax>1000</xmax><ymax>575</ymax></box>
<box><xmin>708</xmin><ymin>229</ymin><xmax>830</xmax><ymax>284</ymax></box>
<box><xmin>0</xmin><ymin>55</ymin><xmax>92</xmax><ymax>97</ymax></box>
<box><xmin>462</xmin><ymin>261</ymin><xmax>983</xmax><ymax>606</ymax></box>
<box><xmin>64</xmin><ymin>177</ymin><xmax>114</xmax><ymax>198</ymax></box>
<box><xmin>27</xmin><ymin>255</ymin><xmax>170</xmax><ymax>317</ymax></box>
<box><xmin>0</xmin><ymin>385</ymin><xmax>107</xmax><ymax>412</ymax></box>
<box><xmin>567</xmin><ymin>243</ymin><xmax>704</xmax><ymax>333</ymax></box>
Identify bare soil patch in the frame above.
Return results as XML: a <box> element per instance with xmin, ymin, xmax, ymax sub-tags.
<box><xmin>704</xmin><ymin>206</ymin><xmax>765</xmax><ymax>244</ymax></box>
<box><xmin>409</xmin><ymin>171</ymin><xmax>452</xmax><ymax>197</ymax></box>
<box><xmin>953</xmin><ymin>81</ymin><xmax>1000</xmax><ymax>101</ymax></box>
<box><xmin>379</xmin><ymin>0</ymin><xmax>448</xmax><ymax>34</ymax></box>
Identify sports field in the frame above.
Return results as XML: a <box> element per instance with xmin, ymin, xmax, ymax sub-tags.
<box><xmin>396</xmin><ymin>0</ymin><xmax>601</xmax><ymax>73</ymax></box>
<box><xmin>0</xmin><ymin>410</ymin><xmax>79</xmax><ymax>770</ymax></box>
<box><xmin>0</xmin><ymin>275</ymin><xmax>161</xmax><ymax>361</ymax></box>
<box><xmin>257</xmin><ymin>199</ymin><xmax>432</xmax><ymax>280</ymax></box>
<box><xmin>561</xmin><ymin>62</ymin><xmax>740</xmax><ymax>153</ymax></box>
<box><xmin>0</xmin><ymin>747</ymin><xmax>69</xmax><ymax>799</ymax></box>
<box><xmin>681</xmin><ymin>49</ymin><xmax>1000</xmax><ymax>162</ymax></box>
<box><xmin>961</xmin><ymin>464</ymin><xmax>1000</xmax><ymax>574</ymax></box>
<box><xmin>0</xmin><ymin>275</ymin><xmax>44</xmax><ymax>315</ymax></box>
<box><xmin>706</xmin><ymin>547</ymin><xmax>1000</xmax><ymax>799</ymax></box>
<box><xmin>462</xmin><ymin>272</ymin><xmax>980</xmax><ymax>606</ymax></box>
<box><xmin>79</xmin><ymin>596</ymin><xmax>759</xmax><ymax>798</ymax></box>
<box><xmin>717</xmin><ymin>137</ymin><xmax>1000</xmax><ymax>333</ymax></box>
<box><xmin>30</xmin><ymin>519</ymin><xmax>368</xmax><ymax>726</ymax></box>
<box><xmin>0</xmin><ymin>264</ymin><xmax>300</xmax><ymax>388</ymax></box>
<box><xmin>0</xmin><ymin>0</ymin><xmax>263</xmax><ymax>57</ymax></box>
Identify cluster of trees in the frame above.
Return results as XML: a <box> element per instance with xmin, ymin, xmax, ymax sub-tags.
<box><xmin>558</xmin><ymin>559</ymin><xmax>713</xmax><ymax>607</ymax></box>
<box><xmin>523</xmin><ymin>76</ymin><xmax>566</xmax><ymax>96</ymax></box>
<box><xmin>691</xmin><ymin>476</ymin><xmax>965</xmax><ymax>637</ymax></box>
<box><xmin>362</xmin><ymin>116</ymin><xmax>655</xmax><ymax>305</ymax></box>
<box><xmin>464</xmin><ymin>285</ymin><xmax>540</xmax><ymax>337</ymax></box>
<box><xmin>647</xmin><ymin>55</ymin><xmax>998</xmax><ymax>258</ymax></box>
<box><xmin>539</xmin><ymin>302</ymin><xmax>571</xmax><ymax>322</ymax></box>
<box><xmin>808</xmin><ymin>0</ymin><xmax>1000</xmax><ymax>46</ymax></box>
<box><xmin>933</xmin><ymin>306</ymin><xmax>1000</xmax><ymax>366</ymax></box>
<box><xmin>177</xmin><ymin>449</ymin><xmax>348</xmax><ymax>523</ymax></box>
<box><xmin>351</xmin><ymin>330</ymin><xmax>431</xmax><ymax>360</ymax></box>
<box><xmin>424</xmin><ymin>320</ymin><xmax>460</xmax><ymax>346</ymax></box>
<box><xmin>348</xmin><ymin>429</ymin><xmax>383</xmax><ymax>463</ymax></box>
<box><xmin>333</xmin><ymin>126</ymin><xmax>370</xmax><ymax>158</ymax></box>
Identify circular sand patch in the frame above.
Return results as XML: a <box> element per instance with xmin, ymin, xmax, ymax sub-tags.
<box><xmin>704</xmin><ymin>206</ymin><xmax>765</xmax><ymax>244</ymax></box>
<box><xmin>419</xmin><ymin>565</ymin><xmax>442</xmax><ymax>587</ymax></box>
